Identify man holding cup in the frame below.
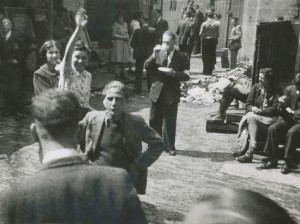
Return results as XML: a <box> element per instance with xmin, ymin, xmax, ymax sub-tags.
<box><xmin>145</xmin><ymin>31</ymin><xmax>190</xmax><ymax>156</ymax></box>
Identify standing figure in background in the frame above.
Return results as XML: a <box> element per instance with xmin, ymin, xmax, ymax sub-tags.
<box><xmin>0</xmin><ymin>18</ymin><xmax>25</xmax><ymax>116</ymax></box>
<box><xmin>176</xmin><ymin>10</ymin><xmax>194</xmax><ymax>62</ymax></box>
<box><xmin>187</xmin><ymin>0</ymin><xmax>196</xmax><ymax>18</ymax></box>
<box><xmin>145</xmin><ymin>31</ymin><xmax>190</xmax><ymax>156</ymax></box>
<box><xmin>228</xmin><ymin>17</ymin><xmax>242</xmax><ymax>70</ymax></box>
<box><xmin>199</xmin><ymin>11</ymin><xmax>219</xmax><ymax>75</ymax></box>
<box><xmin>33</xmin><ymin>40</ymin><xmax>62</xmax><ymax>95</ymax></box>
<box><xmin>111</xmin><ymin>12</ymin><xmax>130</xmax><ymax>81</ymax></box>
<box><xmin>193</xmin><ymin>4</ymin><xmax>204</xmax><ymax>54</ymax></box>
<box><xmin>131</xmin><ymin>17</ymin><xmax>156</xmax><ymax>94</ymax></box>
<box><xmin>153</xmin><ymin>9</ymin><xmax>168</xmax><ymax>44</ymax></box>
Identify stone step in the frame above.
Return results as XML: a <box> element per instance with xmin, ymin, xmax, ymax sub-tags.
<box><xmin>226</xmin><ymin>108</ymin><xmax>246</xmax><ymax>123</ymax></box>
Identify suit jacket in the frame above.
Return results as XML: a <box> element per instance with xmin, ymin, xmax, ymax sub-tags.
<box><xmin>145</xmin><ymin>49</ymin><xmax>190</xmax><ymax>104</ymax></box>
<box><xmin>176</xmin><ymin>19</ymin><xmax>194</xmax><ymax>47</ymax></box>
<box><xmin>79</xmin><ymin>111</ymin><xmax>165</xmax><ymax>194</ymax></box>
<box><xmin>131</xmin><ymin>25</ymin><xmax>156</xmax><ymax>60</ymax></box>
<box><xmin>228</xmin><ymin>25</ymin><xmax>242</xmax><ymax>50</ymax></box>
<box><xmin>153</xmin><ymin>18</ymin><xmax>168</xmax><ymax>43</ymax></box>
<box><xmin>0</xmin><ymin>30</ymin><xmax>24</xmax><ymax>65</ymax></box>
<box><xmin>279</xmin><ymin>85</ymin><xmax>300</xmax><ymax>122</ymax></box>
<box><xmin>0</xmin><ymin>156</ymin><xmax>147</xmax><ymax>224</ymax></box>
<box><xmin>246</xmin><ymin>83</ymin><xmax>281</xmax><ymax>116</ymax></box>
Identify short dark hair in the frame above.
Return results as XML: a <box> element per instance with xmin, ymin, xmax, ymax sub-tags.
<box><xmin>215</xmin><ymin>13</ymin><xmax>222</xmax><ymax>19</ymax></box>
<box><xmin>76</xmin><ymin>8</ymin><xmax>87</xmax><ymax>17</ymax></box>
<box><xmin>133</xmin><ymin>11</ymin><xmax>141</xmax><ymax>20</ymax></box>
<box><xmin>207</xmin><ymin>10</ymin><xmax>214</xmax><ymax>18</ymax></box>
<box><xmin>155</xmin><ymin>9</ymin><xmax>162</xmax><ymax>15</ymax></box>
<box><xmin>163</xmin><ymin>30</ymin><xmax>176</xmax><ymax>40</ymax></box>
<box><xmin>102</xmin><ymin>81</ymin><xmax>129</xmax><ymax>99</ymax></box>
<box><xmin>116</xmin><ymin>11</ymin><xmax>124</xmax><ymax>19</ymax></box>
<box><xmin>32</xmin><ymin>89</ymin><xmax>80</xmax><ymax>138</ymax></box>
<box><xmin>39</xmin><ymin>40</ymin><xmax>62</xmax><ymax>60</ymax></box>
<box><xmin>232</xmin><ymin>17</ymin><xmax>239</xmax><ymax>21</ymax></box>
<box><xmin>260</xmin><ymin>68</ymin><xmax>274</xmax><ymax>80</ymax></box>
<box><xmin>74</xmin><ymin>40</ymin><xmax>91</xmax><ymax>56</ymax></box>
<box><xmin>184</xmin><ymin>10</ymin><xmax>192</xmax><ymax>18</ymax></box>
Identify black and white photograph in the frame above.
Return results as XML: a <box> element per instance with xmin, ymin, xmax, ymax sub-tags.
<box><xmin>0</xmin><ymin>0</ymin><xmax>299</xmax><ymax>223</ymax></box>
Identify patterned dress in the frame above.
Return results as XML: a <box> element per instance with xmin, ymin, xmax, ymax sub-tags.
<box><xmin>59</xmin><ymin>61</ymin><xmax>92</xmax><ymax>108</ymax></box>
<box><xmin>111</xmin><ymin>22</ymin><xmax>130</xmax><ymax>63</ymax></box>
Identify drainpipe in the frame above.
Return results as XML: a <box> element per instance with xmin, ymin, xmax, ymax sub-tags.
<box><xmin>48</xmin><ymin>0</ymin><xmax>53</xmax><ymax>39</ymax></box>
<box><xmin>225</xmin><ymin>0</ymin><xmax>232</xmax><ymax>47</ymax></box>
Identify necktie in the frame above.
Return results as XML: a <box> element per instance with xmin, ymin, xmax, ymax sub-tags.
<box><xmin>162</xmin><ymin>52</ymin><xmax>169</xmax><ymax>67</ymax></box>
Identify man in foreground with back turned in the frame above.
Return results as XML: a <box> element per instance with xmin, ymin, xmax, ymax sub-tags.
<box><xmin>0</xmin><ymin>89</ymin><xmax>147</xmax><ymax>224</ymax></box>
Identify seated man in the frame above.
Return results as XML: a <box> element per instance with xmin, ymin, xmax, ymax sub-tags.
<box><xmin>0</xmin><ymin>89</ymin><xmax>147</xmax><ymax>223</ymax></box>
<box><xmin>261</xmin><ymin>73</ymin><xmax>300</xmax><ymax>174</ymax></box>
<box><xmin>79</xmin><ymin>81</ymin><xmax>165</xmax><ymax>194</ymax></box>
<box><xmin>211</xmin><ymin>76</ymin><xmax>251</xmax><ymax>121</ymax></box>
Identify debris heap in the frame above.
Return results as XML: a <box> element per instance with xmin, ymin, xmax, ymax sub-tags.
<box><xmin>181</xmin><ymin>64</ymin><xmax>252</xmax><ymax>105</ymax></box>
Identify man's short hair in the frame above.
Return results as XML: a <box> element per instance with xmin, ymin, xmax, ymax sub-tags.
<box><xmin>215</xmin><ymin>13</ymin><xmax>222</xmax><ymax>19</ymax></box>
<box><xmin>74</xmin><ymin>40</ymin><xmax>91</xmax><ymax>56</ymax></box>
<box><xmin>207</xmin><ymin>10</ymin><xmax>214</xmax><ymax>18</ymax></box>
<box><xmin>232</xmin><ymin>17</ymin><xmax>239</xmax><ymax>22</ymax></box>
<box><xmin>184</xmin><ymin>10</ymin><xmax>192</xmax><ymax>18</ymax></box>
<box><xmin>155</xmin><ymin>9</ymin><xmax>162</xmax><ymax>15</ymax></box>
<box><xmin>163</xmin><ymin>31</ymin><xmax>176</xmax><ymax>40</ymax></box>
<box><xmin>102</xmin><ymin>81</ymin><xmax>129</xmax><ymax>99</ymax></box>
<box><xmin>32</xmin><ymin>89</ymin><xmax>80</xmax><ymax>137</ymax></box>
<box><xmin>260</xmin><ymin>68</ymin><xmax>274</xmax><ymax>80</ymax></box>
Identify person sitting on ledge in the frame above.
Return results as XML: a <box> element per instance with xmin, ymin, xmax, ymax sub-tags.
<box><xmin>235</xmin><ymin>68</ymin><xmax>281</xmax><ymax>163</ymax></box>
<box><xmin>260</xmin><ymin>73</ymin><xmax>300</xmax><ymax>174</ymax></box>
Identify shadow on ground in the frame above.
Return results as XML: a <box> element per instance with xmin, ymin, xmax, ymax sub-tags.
<box><xmin>142</xmin><ymin>201</ymin><xmax>185</xmax><ymax>224</ymax></box>
<box><xmin>177</xmin><ymin>150</ymin><xmax>235</xmax><ymax>162</ymax></box>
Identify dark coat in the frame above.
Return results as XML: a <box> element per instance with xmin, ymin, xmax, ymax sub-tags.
<box><xmin>0</xmin><ymin>30</ymin><xmax>24</xmax><ymax>64</ymax></box>
<box><xmin>33</xmin><ymin>64</ymin><xmax>59</xmax><ymax>95</ymax></box>
<box><xmin>0</xmin><ymin>156</ymin><xmax>147</xmax><ymax>224</ymax></box>
<box><xmin>153</xmin><ymin>18</ymin><xmax>168</xmax><ymax>43</ymax></box>
<box><xmin>145</xmin><ymin>49</ymin><xmax>190</xmax><ymax>104</ymax></box>
<box><xmin>131</xmin><ymin>25</ymin><xmax>156</xmax><ymax>60</ymax></box>
<box><xmin>246</xmin><ymin>83</ymin><xmax>281</xmax><ymax>116</ymax></box>
<box><xmin>176</xmin><ymin>19</ymin><xmax>194</xmax><ymax>47</ymax></box>
<box><xmin>79</xmin><ymin>111</ymin><xmax>165</xmax><ymax>194</ymax></box>
<box><xmin>279</xmin><ymin>85</ymin><xmax>300</xmax><ymax>121</ymax></box>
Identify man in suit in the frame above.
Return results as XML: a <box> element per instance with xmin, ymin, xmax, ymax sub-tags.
<box><xmin>0</xmin><ymin>89</ymin><xmax>147</xmax><ymax>223</ymax></box>
<box><xmin>176</xmin><ymin>10</ymin><xmax>194</xmax><ymax>62</ymax></box>
<box><xmin>0</xmin><ymin>18</ymin><xmax>25</xmax><ymax>116</ymax></box>
<box><xmin>131</xmin><ymin>16</ymin><xmax>156</xmax><ymax>93</ymax></box>
<box><xmin>193</xmin><ymin>4</ymin><xmax>204</xmax><ymax>54</ymax></box>
<box><xmin>145</xmin><ymin>31</ymin><xmax>190</xmax><ymax>156</ymax></box>
<box><xmin>228</xmin><ymin>17</ymin><xmax>242</xmax><ymax>70</ymax></box>
<box><xmin>261</xmin><ymin>74</ymin><xmax>300</xmax><ymax>174</ymax></box>
<box><xmin>153</xmin><ymin>9</ymin><xmax>168</xmax><ymax>44</ymax></box>
<box><xmin>79</xmin><ymin>81</ymin><xmax>165</xmax><ymax>194</ymax></box>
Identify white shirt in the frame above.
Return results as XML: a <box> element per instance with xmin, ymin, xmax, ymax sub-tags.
<box><xmin>42</xmin><ymin>148</ymin><xmax>80</xmax><ymax>164</ymax></box>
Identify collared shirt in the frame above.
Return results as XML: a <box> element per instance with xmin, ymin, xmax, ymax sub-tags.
<box><xmin>199</xmin><ymin>18</ymin><xmax>219</xmax><ymax>39</ymax></box>
<box><xmin>42</xmin><ymin>149</ymin><xmax>79</xmax><ymax>164</ymax></box>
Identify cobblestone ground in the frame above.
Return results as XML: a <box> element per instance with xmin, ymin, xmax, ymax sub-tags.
<box><xmin>1</xmin><ymin>57</ymin><xmax>300</xmax><ymax>223</ymax></box>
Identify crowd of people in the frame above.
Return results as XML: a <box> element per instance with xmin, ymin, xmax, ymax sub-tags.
<box><xmin>0</xmin><ymin>2</ymin><xmax>299</xmax><ymax>223</ymax></box>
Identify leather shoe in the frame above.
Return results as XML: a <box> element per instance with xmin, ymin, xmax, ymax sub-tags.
<box><xmin>260</xmin><ymin>160</ymin><xmax>278</xmax><ymax>169</ymax></box>
<box><xmin>281</xmin><ymin>162</ymin><xmax>291</xmax><ymax>174</ymax></box>
<box><xmin>169</xmin><ymin>150</ymin><xmax>176</xmax><ymax>156</ymax></box>
<box><xmin>236</xmin><ymin>155</ymin><xmax>253</xmax><ymax>163</ymax></box>
<box><xmin>232</xmin><ymin>151</ymin><xmax>243</xmax><ymax>157</ymax></box>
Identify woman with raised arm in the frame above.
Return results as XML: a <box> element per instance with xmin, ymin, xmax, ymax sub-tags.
<box><xmin>58</xmin><ymin>8</ymin><xmax>92</xmax><ymax>118</ymax></box>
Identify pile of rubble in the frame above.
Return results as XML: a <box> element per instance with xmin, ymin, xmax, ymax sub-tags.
<box><xmin>181</xmin><ymin>64</ymin><xmax>252</xmax><ymax>105</ymax></box>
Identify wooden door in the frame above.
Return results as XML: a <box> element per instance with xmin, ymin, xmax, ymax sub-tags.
<box><xmin>214</xmin><ymin>0</ymin><xmax>244</xmax><ymax>50</ymax></box>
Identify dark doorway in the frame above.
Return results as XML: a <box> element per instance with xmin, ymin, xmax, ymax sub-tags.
<box><xmin>85</xmin><ymin>0</ymin><xmax>139</xmax><ymax>46</ymax></box>
<box><xmin>252</xmin><ymin>21</ymin><xmax>298</xmax><ymax>87</ymax></box>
